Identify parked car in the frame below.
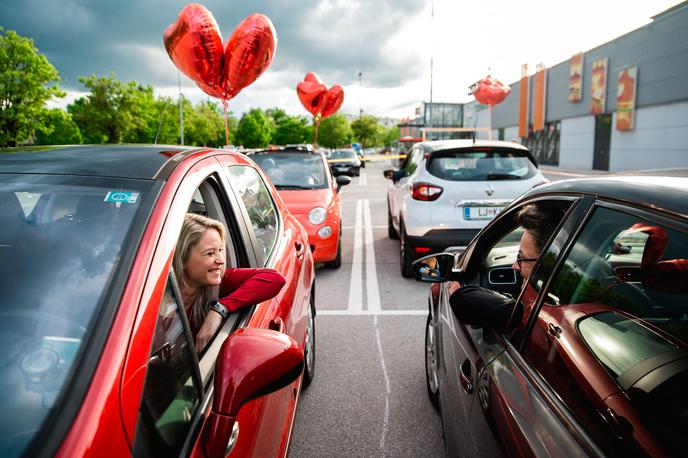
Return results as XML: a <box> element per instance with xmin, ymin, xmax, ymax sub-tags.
<box><xmin>0</xmin><ymin>145</ymin><xmax>316</xmax><ymax>457</ymax></box>
<box><xmin>384</xmin><ymin>139</ymin><xmax>548</xmax><ymax>277</ymax></box>
<box><xmin>328</xmin><ymin>149</ymin><xmax>362</xmax><ymax>177</ymax></box>
<box><xmin>249</xmin><ymin>146</ymin><xmax>350</xmax><ymax>268</ymax></box>
<box><xmin>413</xmin><ymin>170</ymin><xmax>688</xmax><ymax>457</ymax></box>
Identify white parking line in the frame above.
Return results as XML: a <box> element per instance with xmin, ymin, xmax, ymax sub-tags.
<box><xmin>374</xmin><ymin>314</ymin><xmax>391</xmax><ymax>451</ymax></box>
<box><xmin>347</xmin><ymin>200</ymin><xmax>363</xmax><ymax>312</ymax></box>
<box><xmin>363</xmin><ymin>199</ymin><xmax>381</xmax><ymax>313</ymax></box>
<box><xmin>317</xmin><ymin>310</ymin><xmax>427</xmax><ymax>316</ymax></box>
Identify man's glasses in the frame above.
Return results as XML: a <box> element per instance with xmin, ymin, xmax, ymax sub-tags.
<box><xmin>515</xmin><ymin>255</ymin><xmax>538</xmax><ymax>269</ymax></box>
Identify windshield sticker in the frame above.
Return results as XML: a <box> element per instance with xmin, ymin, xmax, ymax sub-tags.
<box><xmin>104</xmin><ymin>191</ymin><xmax>139</xmax><ymax>204</ymax></box>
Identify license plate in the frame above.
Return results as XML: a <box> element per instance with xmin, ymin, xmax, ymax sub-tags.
<box><xmin>464</xmin><ymin>206</ymin><xmax>503</xmax><ymax>220</ymax></box>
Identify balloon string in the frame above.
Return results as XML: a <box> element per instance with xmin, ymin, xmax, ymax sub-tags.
<box><xmin>314</xmin><ymin>115</ymin><xmax>321</xmax><ymax>147</ymax></box>
<box><xmin>223</xmin><ymin>99</ymin><xmax>230</xmax><ymax>147</ymax></box>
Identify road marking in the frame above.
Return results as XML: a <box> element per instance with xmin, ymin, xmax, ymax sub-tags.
<box><xmin>359</xmin><ymin>172</ymin><xmax>367</xmax><ymax>186</ymax></box>
<box><xmin>374</xmin><ymin>314</ymin><xmax>391</xmax><ymax>451</ymax></box>
<box><xmin>342</xmin><ymin>198</ymin><xmax>385</xmax><ymax>202</ymax></box>
<box><xmin>347</xmin><ymin>200</ymin><xmax>363</xmax><ymax>312</ymax></box>
<box><xmin>342</xmin><ymin>225</ymin><xmax>385</xmax><ymax>229</ymax></box>
<box><xmin>364</xmin><ymin>199</ymin><xmax>381</xmax><ymax>313</ymax></box>
<box><xmin>317</xmin><ymin>310</ymin><xmax>427</xmax><ymax>316</ymax></box>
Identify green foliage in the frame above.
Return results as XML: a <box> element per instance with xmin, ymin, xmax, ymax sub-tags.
<box><xmin>382</xmin><ymin>126</ymin><xmax>400</xmax><ymax>147</ymax></box>
<box><xmin>270</xmin><ymin>110</ymin><xmax>311</xmax><ymax>145</ymax></box>
<box><xmin>317</xmin><ymin>114</ymin><xmax>352</xmax><ymax>148</ymax></box>
<box><xmin>68</xmin><ymin>73</ymin><xmax>156</xmax><ymax>143</ymax></box>
<box><xmin>351</xmin><ymin>115</ymin><xmax>381</xmax><ymax>148</ymax></box>
<box><xmin>185</xmin><ymin>100</ymin><xmax>229</xmax><ymax>146</ymax></box>
<box><xmin>235</xmin><ymin>108</ymin><xmax>273</xmax><ymax>148</ymax></box>
<box><xmin>0</xmin><ymin>28</ymin><xmax>64</xmax><ymax>146</ymax></box>
<box><xmin>35</xmin><ymin>108</ymin><xmax>82</xmax><ymax>145</ymax></box>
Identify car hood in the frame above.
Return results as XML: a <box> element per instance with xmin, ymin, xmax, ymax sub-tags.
<box><xmin>277</xmin><ymin>188</ymin><xmax>335</xmax><ymax>215</ymax></box>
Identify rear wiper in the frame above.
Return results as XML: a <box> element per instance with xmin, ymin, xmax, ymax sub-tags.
<box><xmin>275</xmin><ymin>185</ymin><xmax>312</xmax><ymax>190</ymax></box>
<box><xmin>486</xmin><ymin>173</ymin><xmax>521</xmax><ymax>180</ymax></box>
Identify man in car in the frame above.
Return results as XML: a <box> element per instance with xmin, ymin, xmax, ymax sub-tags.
<box><xmin>447</xmin><ymin>203</ymin><xmax>562</xmax><ymax>333</ymax></box>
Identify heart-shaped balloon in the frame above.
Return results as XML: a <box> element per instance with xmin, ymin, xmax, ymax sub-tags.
<box><xmin>297</xmin><ymin>72</ymin><xmax>327</xmax><ymax>117</ymax></box>
<box><xmin>472</xmin><ymin>76</ymin><xmax>511</xmax><ymax>107</ymax></box>
<box><xmin>163</xmin><ymin>4</ymin><xmax>225</xmax><ymax>98</ymax></box>
<box><xmin>164</xmin><ymin>5</ymin><xmax>277</xmax><ymax>100</ymax></box>
<box><xmin>320</xmin><ymin>85</ymin><xmax>344</xmax><ymax>118</ymax></box>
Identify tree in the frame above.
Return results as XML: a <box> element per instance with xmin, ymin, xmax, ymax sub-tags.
<box><xmin>382</xmin><ymin>125</ymin><xmax>400</xmax><ymax>147</ymax></box>
<box><xmin>0</xmin><ymin>28</ymin><xmax>64</xmax><ymax>146</ymax></box>
<box><xmin>235</xmin><ymin>108</ymin><xmax>273</xmax><ymax>148</ymax></box>
<box><xmin>185</xmin><ymin>100</ymin><xmax>229</xmax><ymax>146</ymax></box>
<box><xmin>271</xmin><ymin>114</ymin><xmax>311</xmax><ymax>145</ymax></box>
<box><xmin>68</xmin><ymin>73</ymin><xmax>155</xmax><ymax>144</ymax></box>
<box><xmin>351</xmin><ymin>115</ymin><xmax>380</xmax><ymax>148</ymax></box>
<box><xmin>317</xmin><ymin>114</ymin><xmax>352</xmax><ymax>148</ymax></box>
<box><xmin>35</xmin><ymin>108</ymin><xmax>82</xmax><ymax>145</ymax></box>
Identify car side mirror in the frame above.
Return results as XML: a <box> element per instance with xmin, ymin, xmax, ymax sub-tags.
<box><xmin>203</xmin><ymin>328</ymin><xmax>304</xmax><ymax>458</ymax></box>
<box><xmin>412</xmin><ymin>253</ymin><xmax>455</xmax><ymax>283</ymax></box>
<box><xmin>383</xmin><ymin>169</ymin><xmax>405</xmax><ymax>183</ymax></box>
<box><xmin>336</xmin><ymin>175</ymin><xmax>352</xmax><ymax>192</ymax></box>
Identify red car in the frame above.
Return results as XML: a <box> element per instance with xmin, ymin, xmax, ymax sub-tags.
<box><xmin>0</xmin><ymin>145</ymin><xmax>316</xmax><ymax>457</ymax></box>
<box><xmin>249</xmin><ymin>146</ymin><xmax>350</xmax><ymax>268</ymax></box>
<box><xmin>414</xmin><ymin>171</ymin><xmax>688</xmax><ymax>457</ymax></box>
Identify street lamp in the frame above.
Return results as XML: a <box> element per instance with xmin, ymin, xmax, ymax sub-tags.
<box><xmin>358</xmin><ymin>71</ymin><xmax>362</xmax><ymax>117</ymax></box>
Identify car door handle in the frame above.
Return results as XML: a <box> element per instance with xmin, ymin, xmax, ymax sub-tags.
<box><xmin>459</xmin><ymin>359</ymin><xmax>474</xmax><ymax>394</ymax></box>
<box><xmin>295</xmin><ymin>241</ymin><xmax>304</xmax><ymax>258</ymax></box>
<box><xmin>547</xmin><ymin>323</ymin><xmax>562</xmax><ymax>338</ymax></box>
<box><xmin>269</xmin><ymin>317</ymin><xmax>285</xmax><ymax>334</ymax></box>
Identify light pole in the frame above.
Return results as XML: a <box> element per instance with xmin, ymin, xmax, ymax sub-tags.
<box><xmin>358</xmin><ymin>71</ymin><xmax>362</xmax><ymax>117</ymax></box>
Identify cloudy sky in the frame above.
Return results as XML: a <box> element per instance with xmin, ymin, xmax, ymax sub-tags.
<box><xmin>1</xmin><ymin>0</ymin><xmax>683</xmax><ymax>119</ymax></box>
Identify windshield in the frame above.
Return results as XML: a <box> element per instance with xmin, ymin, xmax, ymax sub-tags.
<box><xmin>252</xmin><ymin>152</ymin><xmax>328</xmax><ymax>190</ymax></box>
<box><xmin>0</xmin><ymin>175</ymin><xmax>151</xmax><ymax>456</ymax></box>
<box><xmin>427</xmin><ymin>149</ymin><xmax>538</xmax><ymax>181</ymax></box>
<box><xmin>329</xmin><ymin>150</ymin><xmax>357</xmax><ymax>160</ymax></box>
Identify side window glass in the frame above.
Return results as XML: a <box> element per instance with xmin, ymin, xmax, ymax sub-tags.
<box><xmin>405</xmin><ymin>148</ymin><xmax>421</xmax><ymax>175</ymax></box>
<box><xmin>523</xmin><ymin>206</ymin><xmax>688</xmax><ymax>456</ymax></box>
<box><xmin>227</xmin><ymin>166</ymin><xmax>278</xmax><ymax>264</ymax></box>
<box><xmin>134</xmin><ymin>281</ymin><xmax>201</xmax><ymax>457</ymax></box>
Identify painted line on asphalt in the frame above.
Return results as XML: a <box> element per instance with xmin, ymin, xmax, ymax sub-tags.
<box><xmin>347</xmin><ymin>200</ymin><xmax>363</xmax><ymax>313</ymax></box>
<box><xmin>364</xmin><ymin>199</ymin><xmax>381</xmax><ymax>313</ymax></box>
<box><xmin>317</xmin><ymin>310</ymin><xmax>427</xmax><ymax>316</ymax></box>
<box><xmin>374</xmin><ymin>314</ymin><xmax>391</xmax><ymax>451</ymax></box>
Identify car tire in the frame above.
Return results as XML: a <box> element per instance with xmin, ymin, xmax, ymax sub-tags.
<box><xmin>301</xmin><ymin>292</ymin><xmax>316</xmax><ymax>389</ymax></box>
<box><xmin>325</xmin><ymin>229</ymin><xmax>342</xmax><ymax>269</ymax></box>
<box><xmin>425</xmin><ymin>313</ymin><xmax>440</xmax><ymax>409</ymax></box>
<box><xmin>388</xmin><ymin>206</ymin><xmax>398</xmax><ymax>239</ymax></box>
<box><xmin>400</xmin><ymin>222</ymin><xmax>414</xmax><ymax>278</ymax></box>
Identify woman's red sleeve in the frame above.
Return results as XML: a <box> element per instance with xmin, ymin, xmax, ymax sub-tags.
<box><xmin>218</xmin><ymin>267</ymin><xmax>287</xmax><ymax>312</ymax></box>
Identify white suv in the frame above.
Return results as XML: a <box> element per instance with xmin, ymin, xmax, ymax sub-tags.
<box><xmin>384</xmin><ymin>139</ymin><xmax>547</xmax><ymax>277</ymax></box>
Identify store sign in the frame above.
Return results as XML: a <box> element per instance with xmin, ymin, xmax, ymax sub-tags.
<box><xmin>518</xmin><ymin>64</ymin><xmax>529</xmax><ymax>138</ymax></box>
<box><xmin>590</xmin><ymin>57</ymin><xmax>608</xmax><ymax>115</ymax></box>
<box><xmin>616</xmin><ymin>67</ymin><xmax>638</xmax><ymax>131</ymax></box>
<box><xmin>569</xmin><ymin>52</ymin><xmax>584</xmax><ymax>102</ymax></box>
<box><xmin>533</xmin><ymin>63</ymin><xmax>547</xmax><ymax>132</ymax></box>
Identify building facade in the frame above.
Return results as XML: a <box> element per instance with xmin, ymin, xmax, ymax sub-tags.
<box><xmin>468</xmin><ymin>2</ymin><xmax>688</xmax><ymax>171</ymax></box>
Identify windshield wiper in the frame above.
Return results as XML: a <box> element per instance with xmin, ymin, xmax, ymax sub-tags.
<box><xmin>275</xmin><ymin>185</ymin><xmax>313</xmax><ymax>190</ymax></box>
<box><xmin>486</xmin><ymin>173</ymin><xmax>521</xmax><ymax>180</ymax></box>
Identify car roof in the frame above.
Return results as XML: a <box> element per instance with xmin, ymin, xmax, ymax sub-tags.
<box><xmin>0</xmin><ymin>144</ymin><xmax>199</xmax><ymax>179</ymax></box>
<box><xmin>522</xmin><ymin>169</ymin><xmax>688</xmax><ymax>218</ymax></box>
<box><xmin>418</xmin><ymin>139</ymin><xmax>530</xmax><ymax>153</ymax></box>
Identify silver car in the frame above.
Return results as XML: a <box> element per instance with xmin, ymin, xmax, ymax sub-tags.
<box><xmin>384</xmin><ymin>139</ymin><xmax>547</xmax><ymax>277</ymax></box>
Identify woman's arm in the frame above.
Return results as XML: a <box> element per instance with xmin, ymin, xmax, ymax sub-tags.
<box><xmin>218</xmin><ymin>267</ymin><xmax>287</xmax><ymax>312</ymax></box>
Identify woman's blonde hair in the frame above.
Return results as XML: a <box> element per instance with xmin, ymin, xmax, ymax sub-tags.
<box><xmin>173</xmin><ymin>213</ymin><xmax>227</xmax><ymax>327</ymax></box>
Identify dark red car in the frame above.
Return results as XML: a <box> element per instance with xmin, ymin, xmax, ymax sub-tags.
<box><xmin>414</xmin><ymin>170</ymin><xmax>688</xmax><ymax>457</ymax></box>
<box><xmin>0</xmin><ymin>145</ymin><xmax>316</xmax><ymax>457</ymax></box>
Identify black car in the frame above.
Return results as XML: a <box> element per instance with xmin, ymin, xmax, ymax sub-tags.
<box><xmin>327</xmin><ymin>149</ymin><xmax>362</xmax><ymax>177</ymax></box>
<box><xmin>414</xmin><ymin>170</ymin><xmax>688</xmax><ymax>457</ymax></box>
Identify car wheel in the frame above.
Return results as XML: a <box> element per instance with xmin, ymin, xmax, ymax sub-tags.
<box><xmin>354</xmin><ymin>169</ymin><xmax>360</xmax><ymax>177</ymax></box>
<box><xmin>301</xmin><ymin>293</ymin><xmax>316</xmax><ymax>389</ymax></box>
<box><xmin>400</xmin><ymin>222</ymin><xmax>414</xmax><ymax>278</ymax></box>
<box><xmin>425</xmin><ymin>313</ymin><xmax>440</xmax><ymax>409</ymax></box>
<box><xmin>387</xmin><ymin>206</ymin><xmax>398</xmax><ymax>239</ymax></box>
<box><xmin>325</xmin><ymin>229</ymin><xmax>342</xmax><ymax>269</ymax></box>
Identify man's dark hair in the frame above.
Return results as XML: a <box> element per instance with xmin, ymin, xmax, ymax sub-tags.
<box><xmin>514</xmin><ymin>204</ymin><xmax>561</xmax><ymax>253</ymax></box>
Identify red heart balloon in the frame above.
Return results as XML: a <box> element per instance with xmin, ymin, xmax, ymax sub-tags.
<box><xmin>164</xmin><ymin>7</ymin><xmax>277</xmax><ymax>100</ymax></box>
<box><xmin>222</xmin><ymin>14</ymin><xmax>277</xmax><ymax>99</ymax></box>
<box><xmin>473</xmin><ymin>76</ymin><xmax>511</xmax><ymax>106</ymax></box>
<box><xmin>163</xmin><ymin>4</ymin><xmax>225</xmax><ymax>98</ymax></box>
<box><xmin>320</xmin><ymin>85</ymin><xmax>344</xmax><ymax>118</ymax></box>
<box><xmin>297</xmin><ymin>72</ymin><xmax>327</xmax><ymax>117</ymax></box>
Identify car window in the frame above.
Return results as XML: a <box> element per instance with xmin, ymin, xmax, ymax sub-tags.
<box><xmin>404</xmin><ymin>147</ymin><xmax>423</xmax><ymax>175</ymax></box>
<box><xmin>226</xmin><ymin>166</ymin><xmax>278</xmax><ymax>265</ymax></box>
<box><xmin>133</xmin><ymin>280</ymin><xmax>201</xmax><ymax>457</ymax></box>
<box><xmin>0</xmin><ymin>176</ymin><xmax>152</xmax><ymax>457</ymax></box>
<box><xmin>330</xmin><ymin>149</ymin><xmax>356</xmax><ymax>160</ymax></box>
<box><xmin>252</xmin><ymin>152</ymin><xmax>328</xmax><ymax>190</ymax></box>
<box><xmin>427</xmin><ymin>149</ymin><xmax>538</xmax><ymax>181</ymax></box>
<box><xmin>523</xmin><ymin>206</ymin><xmax>688</xmax><ymax>456</ymax></box>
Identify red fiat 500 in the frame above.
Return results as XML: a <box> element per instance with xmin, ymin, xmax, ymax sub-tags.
<box><xmin>250</xmin><ymin>146</ymin><xmax>350</xmax><ymax>268</ymax></box>
<box><xmin>0</xmin><ymin>145</ymin><xmax>316</xmax><ymax>457</ymax></box>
